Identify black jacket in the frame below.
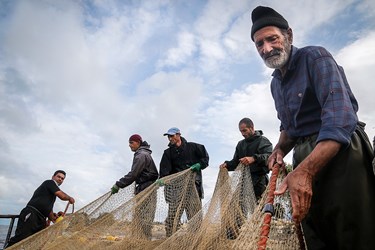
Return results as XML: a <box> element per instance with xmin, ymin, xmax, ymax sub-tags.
<box><xmin>160</xmin><ymin>137</ymin><xmax>209</xmax><ymax>198</ymax></box>
<box><xmin>116</xmin><ymin>141</ymin><xmax>159</xmax><ymax>194</ymax></box>
<box><xmin>225</xmin><ymin>130</ymin><xmax>272</xmax><ymax>175</ymax></box>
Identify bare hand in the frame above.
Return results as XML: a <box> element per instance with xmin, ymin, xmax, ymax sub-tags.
<box><xmin>219</xmin><ymin>162</ymin><xmax>227</xmax><ymax>169</ymax></box>
<box><xmin>268</xmin><ymin>149</ymin><xmax>285</xmax><ymax>170</ymax></box>
<box><xmin>48</xmin><ymin>211</ymin><xmax>58</xmax><ymax>222</ymax></box>
<box><xmin>69</xmin><ymin>197</ymin><xmax>75</xmax><ymax>204</ymax></box>
<box><xmin>239</xmin><ymin>157</ymin><xmax>255</xmax><ymax>166</ymax></box>
<box><xmin>274</xmin><ymin>166</ymin><xmax>313</xmax><ymax>223</ymax></box>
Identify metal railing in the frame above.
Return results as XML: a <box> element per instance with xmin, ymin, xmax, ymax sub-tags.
<box><xmin>0</xmin><ymin>214</ymin><xmax>19</xmax><ymax>250</ymax></box>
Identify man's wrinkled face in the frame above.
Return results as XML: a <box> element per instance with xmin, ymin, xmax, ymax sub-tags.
<box><xmin>253</xmin><ymin>26</ymin><xmax>292</xmax><ymax>69</ymax></box>
<box><xmin>52</xmin><ymin>173</ymin><xmax>65</xmax><ymax>186</ymax></box>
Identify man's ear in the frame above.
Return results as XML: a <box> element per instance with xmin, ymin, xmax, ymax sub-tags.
<box><xmin>287</xmin><ymin>28</ymin><xmax>293</xmax><ymax>44</ymax></box>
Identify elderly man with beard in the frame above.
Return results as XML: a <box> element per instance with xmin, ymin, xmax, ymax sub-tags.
<box><xmin>250</xmin><ymin>6</ymin><xmax>375</xmax><ymax>250</ymax></box>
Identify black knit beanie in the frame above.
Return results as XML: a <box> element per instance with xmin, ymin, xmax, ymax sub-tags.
<box><xmin>251</xmin><ymin>6</ymin><xmax>289</xmax><ymax>41</ymax></box>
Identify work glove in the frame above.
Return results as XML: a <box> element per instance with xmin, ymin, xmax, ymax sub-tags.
<box><xmin>190</xmin><ymin>163</ymin><xmax>201</xmax><ymax>172</ymax></box>
<box><xmin>111</xmin><ymin>184</ymin><xmax>119</xmax><ymax>195</ymax></box>
<box><xmin>155</xmin><ymin>179</ymin><xmax>165</xmax><ymax>186</ymax></box>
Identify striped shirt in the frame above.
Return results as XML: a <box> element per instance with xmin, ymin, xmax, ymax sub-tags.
<box><xmin>271</xmin><ymin>46</ymin><xmax>358</xmax><ymax>146</ymax></box>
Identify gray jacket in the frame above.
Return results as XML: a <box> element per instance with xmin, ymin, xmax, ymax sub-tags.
<box><xmin>116</xmin><ymin>141</ymin><xmax>159</xmax><ymax>194</ymax></box>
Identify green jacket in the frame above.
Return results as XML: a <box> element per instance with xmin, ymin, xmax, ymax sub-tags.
<box><xmin>225</xmin><ymin>130</ymin><xmax>273</xmax><ymax>175</ymax></box>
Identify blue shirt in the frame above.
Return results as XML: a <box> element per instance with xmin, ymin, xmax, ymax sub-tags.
<box><xmin>271</xmin><ymin>46</ymin><xmax>358</xmax><ymax>146</ymax></box>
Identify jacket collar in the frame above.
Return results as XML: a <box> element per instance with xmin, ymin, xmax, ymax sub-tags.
<box><xmin>244</xmin><ymin>130</ymin><xmax>263</xmax><ymax>142</ymax></box>
<box><xmin>168</xmin><ymin>136</ymin><xmax>187</xmax><ymax>148</ymax></box>
<box><xmin>271</xmin><ymin>45</ymin><xmax>298</xmax><ymax>80</ymax></box>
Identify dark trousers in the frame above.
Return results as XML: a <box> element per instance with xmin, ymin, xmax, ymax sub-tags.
<box><xmin>165</xmin><ymin>197</ymin><xmax>202</xmax><ymax>237</ymax></box>
<box><xmin>251</xmin><ymin>174</ymin><xmax>268</xmax><ymax>201</ymax></box>
<box><xmin>293</xmin><ymin>127</ymin><xmax>375</xmax><ymax>250</ymax></box>
<box><xmin>5</xmin><ymin>206</ymin><xmax>46</xmax><ymax>248</ymax></box>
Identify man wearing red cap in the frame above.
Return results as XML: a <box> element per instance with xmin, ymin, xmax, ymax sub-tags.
<box><xmin>111</xmin><ymin>134</ymin><xmax>158</xmax><ymax>195</ymax></box>
<box><xmin>250</xmin><ymin>6</ymin><xmax>375</xmax><ymax>249</ymax></box>
<box><xmin>110</xmin><ymin>134</ymin><xmax>159</xmax><ymax>239</ymax></box>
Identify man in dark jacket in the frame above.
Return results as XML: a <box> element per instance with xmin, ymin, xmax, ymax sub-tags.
<box><xmin>111</xmin><ymin>134</ymin><xmax>159</xmax><ymax>195</ymax></box>
<box><xmin>220</xmin><ymin>118</ymin><xmax>272</xmax><ymax>239</ymax></box>
<box><xmin>111</xmin><ymin>134</ymin><xmax>159</xmax><ymax>239</ymax></box>
<box><xmin>220</xmin><ymin>118</ymin><xmax>273</xmax><ymax>200</ymax></box>
<box><xmin>159</xmin><ymin>127</ymin><xmax>209</xmax><ymax>237</ymax></box>
<box><xmin>5</xmin><ymin>170</ymin><xmax>75</xmax><ymax>248</ymax></box>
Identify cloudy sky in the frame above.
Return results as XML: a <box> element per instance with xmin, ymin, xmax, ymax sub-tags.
<box><xmin>1</xmin><ymin>0</ymin><xmax>375</xmax><ymax>220</ymax></box>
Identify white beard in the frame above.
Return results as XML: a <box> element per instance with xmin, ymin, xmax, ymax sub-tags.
<box><xmin>263</xmin><ymin>39</ymin><xmax>291</xmax><ymax>69</ymax></box>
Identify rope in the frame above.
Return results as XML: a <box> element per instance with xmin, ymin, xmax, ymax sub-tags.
<box><xmin>257</xmin><ymin>163</ymin><xmax>280</xmax><ymax>250</ymax></box>
<box><xmin>62</xmin><ymin>202</ymin><xmax>74</xmax><ymax>216</ymax></box>
<box><xmin>63</xmin><ymin>202</ymin><xmax>70</xmax><ymax>216</ymax></box>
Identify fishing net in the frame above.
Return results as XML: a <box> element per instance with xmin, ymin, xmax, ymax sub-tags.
<box><xmin>7</xmin><ymin>182</ymin><xmax>136</xmax><ymax>250</ymax></box>
<box><xmin>7</xmin><ymin>164</ymin><xmax>306</xmax><ymax>250</ymax></box>
<box><xmin>231</xmin><ymin>164</ymin><xmax>306</xmax><ymax>250</ymax></box>
<box><xmin>7</xmin><ymin>169</ymin><xmax>198</xmax><ymax>250</ymax></box>
<box><xmin>154</xmin><ymin>164</ymin><xmax>257</xmax><ymax>250</ymax></box>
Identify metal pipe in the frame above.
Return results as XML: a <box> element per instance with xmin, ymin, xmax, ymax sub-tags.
<box><xmin>0</xmin><ymin>214</ymin><xmax>19</xmax><ymax>249</ymax></box>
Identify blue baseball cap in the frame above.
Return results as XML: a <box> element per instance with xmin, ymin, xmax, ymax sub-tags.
<box><xmin>163</xmin><ymin>127</ymin><xmax>181</xmax><ymax>136</ymax></box>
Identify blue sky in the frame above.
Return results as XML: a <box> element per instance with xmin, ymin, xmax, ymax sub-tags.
<box><xmin>1</xmin><ymin>0</ymin><xmax>375</xmax><ymax>222</ymax></box>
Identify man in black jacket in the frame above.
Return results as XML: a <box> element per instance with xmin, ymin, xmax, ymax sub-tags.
<box><xmin>220</xmin><ymin>118</ymin><xmax>273</xmax><ymax>200</ymax></box>
<box><xmin>159</xmin><ymin>127</ymin><xmax>209</xmax><ymax>237</ymax></box>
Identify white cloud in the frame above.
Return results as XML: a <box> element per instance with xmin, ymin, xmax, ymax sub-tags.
<box><xmin>336</xmin><ymin>31</ymin><xmax>375</xmax><ymax>140</ymax></box>
<box><xmin>134</xmin><ymin>70</ymin><xmax>204</xmax><ymax>137</ymax></box>
<box><xmin>158</xmin><ymin>31</ymin><xmax>197</xmax><ymax>68</ymax></box>
<box><xmin>268</xmin><ymin>0</ymin><xmax>354</xmax><ymax>45</ymax></box>
<box><xmin>222</xmin><ymin>14</ymin><xmax>254</xmax><ymax>62</ymax></box>
<box><xmin>1</xmin><ymin>0</ymin><xmax>373</xmax><ymax>220</ymax></box>
<box><xmin>356</xmin><ymin>0</ymin><xmax>375</xmax><ymax>19</ymax></box>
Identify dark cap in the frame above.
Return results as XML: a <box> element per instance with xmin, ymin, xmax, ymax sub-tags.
<box><xmin>129</xmin><ymin>134</ymin><xmax>142</xmax><ymax>143</ymax></box>
<box><xmin>251</xmin><ymin>6</ymin><xmax>289</xmax><ymax>41</ymax></box>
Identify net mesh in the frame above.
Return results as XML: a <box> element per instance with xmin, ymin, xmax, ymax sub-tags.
<box><xmin>8</xmin><ymin>164</ymin><xmax>306</xmax><ymax>250</ymax></box>
<box><xmin>231</xmin><ymin>164</ymin><xmax>306</xmax><ymax>250</ymax></box>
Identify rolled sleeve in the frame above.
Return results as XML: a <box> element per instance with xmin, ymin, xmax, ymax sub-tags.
<box><xmin>317</xmin><ymin>126</ymin><xmax>353</xmax><ymax>146</ymax></box>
